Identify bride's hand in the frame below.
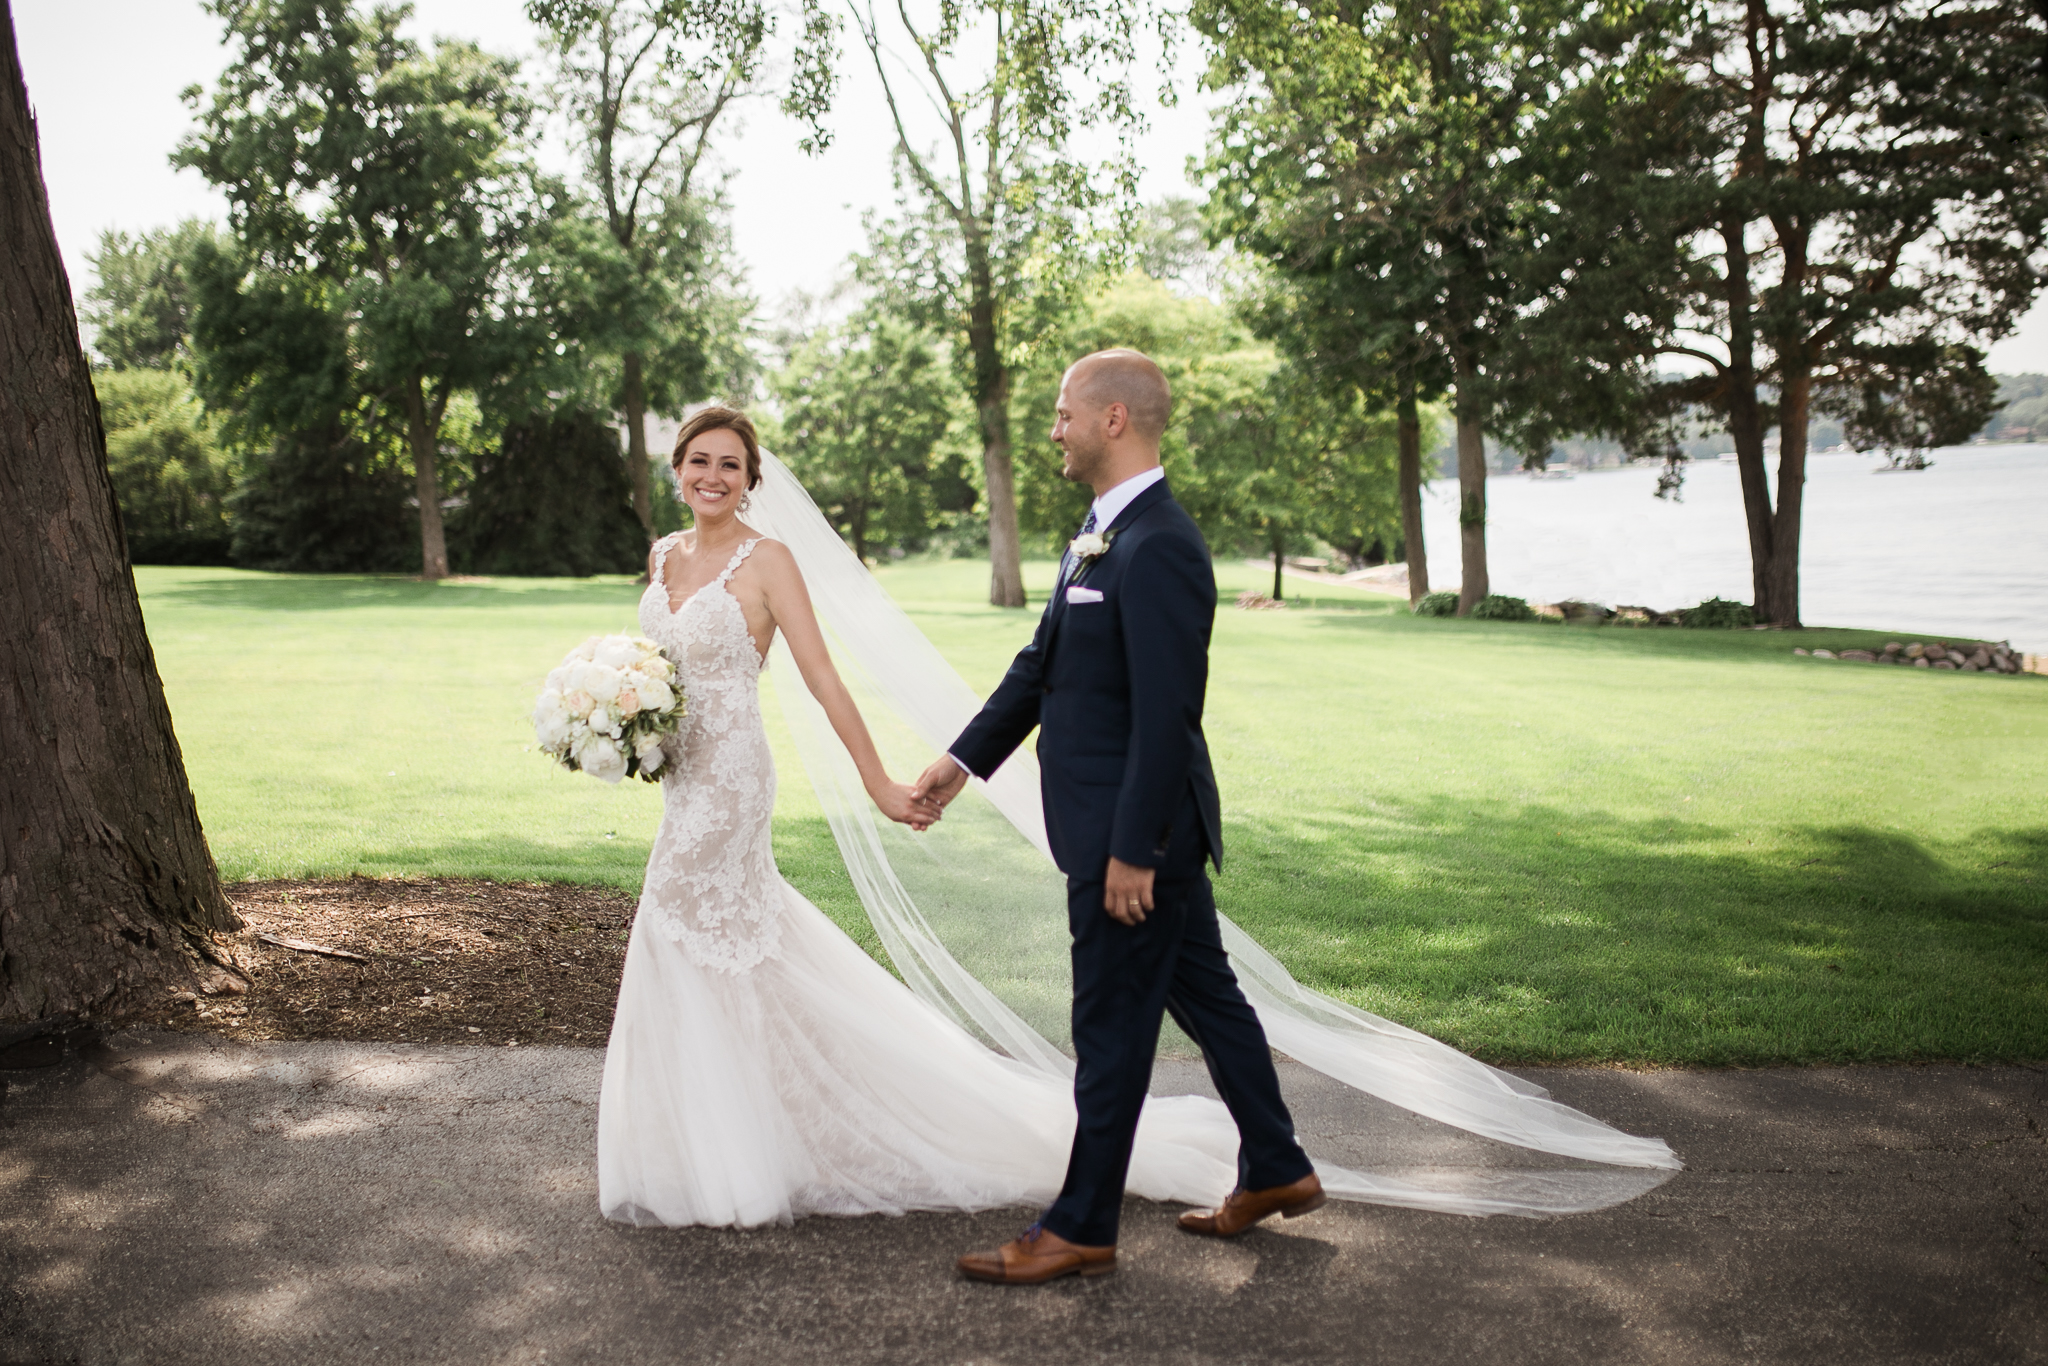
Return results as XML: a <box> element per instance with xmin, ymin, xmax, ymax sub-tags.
<box><xmin>872</xmin><ymin>780</ymin><xmax>944</xmax><ymax>831</ymax></box>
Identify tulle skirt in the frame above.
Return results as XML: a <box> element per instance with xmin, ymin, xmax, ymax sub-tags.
<box><xmin>597</xmin><ymin>879</ymin><xmax>1242</xmax><ymax>1228</ymax></box>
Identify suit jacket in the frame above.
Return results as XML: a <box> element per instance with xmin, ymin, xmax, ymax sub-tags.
<box><xmin>951</xmin><ymin>478</ymin><xmax>1224</xmax><ymax>881</ymax></box>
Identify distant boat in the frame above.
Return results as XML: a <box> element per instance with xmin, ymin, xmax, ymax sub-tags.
<box><xmin>1874</xmin><ymin>450</ymin><xmax>1934</xmax><ymax>472</ymax></box>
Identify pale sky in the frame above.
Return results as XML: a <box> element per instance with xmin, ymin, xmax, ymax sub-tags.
<box><xmin>15</xmin><ymin>0</ymin><xmax>2048</xmax><ymax>374</ymax></box>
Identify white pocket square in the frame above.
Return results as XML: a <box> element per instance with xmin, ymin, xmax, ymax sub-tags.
<box><xmin>1065</xmin><ymin>585</ymin><xmax>1105</xmax><ymax>604</ymax></box>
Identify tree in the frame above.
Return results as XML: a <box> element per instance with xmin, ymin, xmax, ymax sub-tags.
<box><xmin>453</xmin><ymin>407</ymin><xmax>648</xmax><ymax>574</ymax></box>
<box><xmin>0</xmin><ymin>0</ymin><xmax>240</xmax><ymax>1033</ymax></box>
<box><xmin>1196</xmin><ymin>0</ymin><xmax>1559</xmax><ymax>613</ymax></box>
<box><xmin>850</xmin><ymin>0</ymin><xmax>1144</xmax><ymax>606</ymax></box>
<box><xmin>178</xmin><ymin>0</ymin><xmax>541</xmax><ymax>580</ymax></box>
<box><xmin>80</xmin><ymin>220</ymin><xmax>219</xmax><ymax>372</ymax></box>
<box><xmin>1233</xmin><ymin>270</ymin><xmax>1447</xmax><ymax>605</ymax></box>
<box><xmin>771</xmin><ymin>311</ymin><xmax>965</xmax><ymax>561</ymax></box>
<box><xmin>527</xmin><ymin>0</ymin><xmax>788</xmax><ymax>541</ymax></box>
<box><xmin>1529</xmin><ymin>0</ymin><xmax>2048</xmax><ymax>624</ymax></box>
<box><xmin>96</xmin><ymin>369</ymin><xmax>237</xmax><ymax>565</ymax></box>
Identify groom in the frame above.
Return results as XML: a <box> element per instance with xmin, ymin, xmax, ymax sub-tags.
<box><xmin>914</xmin><ymin>348</ymin><xmax>1324</xmax><ymax>1285</ymax></box>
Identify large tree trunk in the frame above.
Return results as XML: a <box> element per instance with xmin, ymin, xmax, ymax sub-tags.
<box><xmin>622</xmin><ymin>349</ymin><xmax>654</xmax><ymax>542</ymax></box>
<box><xmin>1396</xmin><ymin>373</ymin><xmax>1429</xmax><ymax>606</ymax></box>
<box><xmin>976</xmin><ymin>371</ymin><xmax>1025</xmax><ymax>609</ymax></box>
<box><xmin>1452</xmin><ymin>353</ymin><xmax>1488</xmax><ymax>614</ymax></box>
<box><xmin>1272</xmin><ymin>536</ymin><xmax>1285</xmax><ymax>601</ymax></box>
<box><xmin>965</xmin><ymin>249</ymin><xmax>1024</xmax><ymax>608</ymax></box>
<box><xmin>1721</xmin><ymin>219</ymin><xmax>1779</xmax><ymax>622</ymax></box>
<box><xmin>1761</xmin><ymin>366</ymin><xmax>1810</xmax><ymax>627</ymax></box>
<box><xmin>400</xmin><ymin>376</ymin><xmax>449</xmax><ymax>580</ymax></box>
<box><xmin>0</xmin><ymin>1</ymin><xmax>241</xmax><ymax>1033</ymax></box>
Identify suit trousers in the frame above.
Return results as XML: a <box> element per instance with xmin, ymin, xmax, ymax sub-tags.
<box><xmin>1039</xmin><ymin>867</ymin><xmax>1315</xmax><ymax>1247</ymax></box>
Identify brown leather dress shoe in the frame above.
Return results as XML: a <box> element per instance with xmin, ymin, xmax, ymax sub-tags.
<box><xmin>1177</xmin><ymin>1172</ymin><xmax>1327</xmax><ymax>1237</ymax></box>
<box><xmin>957</xmin><ymin>1222</ymin><xmax>1117</xmax><ymax>1284</ymax></box>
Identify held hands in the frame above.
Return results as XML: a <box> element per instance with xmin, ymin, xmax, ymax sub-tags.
<box><xmin>1103</xmin><ymin>857</ymin><xmax>1156</xmax><ymax>926</ymax></box>
<box><xmin>910</xmin><ymin>755</ymin><xmax>970</xmax><ymax>813</ymax></box>
<box><xmin>872</xmin><ymin>779</ymin><xmax>946</xmax><ymax>832</ymax></box>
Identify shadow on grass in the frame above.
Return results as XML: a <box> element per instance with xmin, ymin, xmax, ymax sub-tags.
<box><xmin>1217</xmin><ymin>794</ymin><xmax>2048</xmax><ymax>1065</ymax></box>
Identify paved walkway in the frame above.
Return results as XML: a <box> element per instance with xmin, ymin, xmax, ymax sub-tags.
<box><xmin>2</xmin><ymin>1030</ymin><xmax>2043</xmax><ymax>1365</ymax></box>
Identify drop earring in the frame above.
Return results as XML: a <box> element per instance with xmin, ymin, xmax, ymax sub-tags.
<box><xmin>740</xmin><ymin>491</ymin><xmax>753</xmax><ymax>514</ymax></box>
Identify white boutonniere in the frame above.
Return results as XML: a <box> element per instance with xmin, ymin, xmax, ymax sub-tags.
<box><xmin>1069</xmin><ymin>529</ymin><xmax>1116</xmax><ymax>562</ymax></box>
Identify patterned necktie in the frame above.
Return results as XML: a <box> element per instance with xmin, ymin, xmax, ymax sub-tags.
<box><xmin>1060</xmin><ymin>508</ymin><xmax>1099</xmax><ymax>587</ymax></box>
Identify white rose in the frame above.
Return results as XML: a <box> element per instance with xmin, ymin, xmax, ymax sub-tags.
<box><xmin>616</xmin><ymin>686</ymin><xmax>641</xmax><ymax>717</ymax></box>
<box><xmin>634</xmin><ymin>732</ymin><xmax>666</xmax><ymax>774</ymax></box>
<box><xmin>1070</xmin><ymin>531</ymin><xmax>1109</xmax><ymax>559</ymax></box>
<box><xmin>564</xmin><ymin>689</ymin><xmax>595</xmax><ymax>720</ymax></box>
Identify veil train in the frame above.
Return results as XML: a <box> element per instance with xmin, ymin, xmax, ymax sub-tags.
<box><xmin>748</xmin><ymin>448</ymin><xmax>1680</xmax><ymax>1217</ymax></box>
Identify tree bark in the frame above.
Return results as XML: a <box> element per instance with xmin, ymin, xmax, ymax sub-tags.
<box><xmin>1453</xmin><ymin>352</ymin><xmax>1488</xmax><ymax>614</ymax></box>
<box><xmin>1271</xmin><ymin>539</ymin><xmax>1285</xmax><ymax>601</ymax></box>
<box><xmin>0</xmin><ymin>0</ymin><xmax>241</xmax><ymax>1031</ymax></box>
<box><xmin>1762</xmin><ymin>365</ymin><xmax>1810</xmax><ymax>627</ymax></box>
<box><xmin>400</xmin><ymin>375</ymin><xmax>449</xmax><ymax>580</ymax></box>
<box><xmin>979</xmin><ymin>395</ymin><xmax>1024</xmax><ymax>608</ymax></box>
<box><xmin>622</xmin><ymin>349</ymin><xmax>654</xmax><ymax>542</ymax></box>
<box><xmin>1720</xmin><ymin>219</ymin><xmax>1779</xmax><ymax>623</ymax></box>
<box><xmin>1396</xmin><ymin>372</ymin><xmax>1429</xmax><ymax>606</ymax></box>
<box><xmin>966</xmin><ymin>245</ymin><xmax>1024</xmax><ymax>608</ymax></box>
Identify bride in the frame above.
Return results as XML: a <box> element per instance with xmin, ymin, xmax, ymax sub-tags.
<box><xmin>598</xmin><ymin>403</ymin><xmax>1679</xmax><ymax>1232</ymax></box>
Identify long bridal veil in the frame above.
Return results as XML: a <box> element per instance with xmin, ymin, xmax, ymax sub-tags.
<box><xmin>747</xmin><ymin>449</ymin><xmax>1680</xmax><ymax>1216</ymax></box>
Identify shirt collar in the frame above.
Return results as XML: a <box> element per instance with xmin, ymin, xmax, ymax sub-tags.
<box><xmin>1089</xmin><ymin>465</ymin><xmax>1165</xmax><ymax>531</ymax></box>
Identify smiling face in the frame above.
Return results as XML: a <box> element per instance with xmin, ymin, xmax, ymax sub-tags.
<box><xmin>673</xmin><ymin>426</ymin><xmax>751</xmax><ymax>524</ymax></box>
<box><xmin>1052</xmin><ymin>370</ymin><xmax>1113</xmax><ymax>486</ymax></box>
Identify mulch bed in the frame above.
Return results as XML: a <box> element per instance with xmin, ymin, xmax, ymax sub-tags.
<box><xmin>141</xmin><ymin>877</ymin><xmax>638</xmax><ymax>1047</ymax></box>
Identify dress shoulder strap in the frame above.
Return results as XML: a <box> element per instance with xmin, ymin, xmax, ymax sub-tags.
<box><xmin>717</xmin><ymin>537</ymin><xmax>763</xmax><ymax>586</ymax></box>
<box><xmin>652</xmin><ymin>531</ymin><xmax>686</xmax><ymax>587</ymax></box>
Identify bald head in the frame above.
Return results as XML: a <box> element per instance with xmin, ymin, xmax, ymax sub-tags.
<box><xmin>1066</xmin><ymin>349</ymin><xmax>1172</xmax><ymax>443</ymax></box>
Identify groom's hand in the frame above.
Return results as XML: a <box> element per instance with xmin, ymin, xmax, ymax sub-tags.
<box><xmin>1103</xmin><ymin>858</ymin><xmax>1156</xmax><ymax>925</ymax></box>
<box><xmin>911</xmin><ymin>755</ymin><xmax>970</xmax><ymax>811</ymax></box>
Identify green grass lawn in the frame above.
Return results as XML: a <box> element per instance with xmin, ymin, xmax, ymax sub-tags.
<box><xmin>136</xmin><ymin>559</ymin><xmax>2047</xmax><ymax>1065</ymax></box>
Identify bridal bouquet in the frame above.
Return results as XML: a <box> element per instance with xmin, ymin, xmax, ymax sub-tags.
<box><xmin>532</xmin><ymin>635</ymin><xmax>684</xmax><ymax>784</ymax></box>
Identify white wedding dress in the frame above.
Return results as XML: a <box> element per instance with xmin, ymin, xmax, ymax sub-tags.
<box><xmin>597</xmin><ymin>534</ymin><xmax>1241</xmax><ymax>1227</ymax></box>
<box><xmin>599</xmin><ymin>453</ymin><xmax>1681</xmax><ymax>1229</ymax></box>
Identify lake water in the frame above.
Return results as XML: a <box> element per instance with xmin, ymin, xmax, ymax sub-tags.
<box><xmin>1416</xmin><ymin>442</ymin><xmax>2048</xmax><ymax>649</ymax></box>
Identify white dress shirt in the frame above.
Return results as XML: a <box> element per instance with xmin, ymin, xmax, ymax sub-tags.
<box><xmin>945</xmin><ymin>465</ymin><xmax>1166</xmax><ymax>778</ymax></box>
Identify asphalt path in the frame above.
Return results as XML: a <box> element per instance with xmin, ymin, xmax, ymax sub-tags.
<box><xmin>2</xmin><ymin>1030</ymin><xmax>2043</xmax><ymax>1365</ymax></box>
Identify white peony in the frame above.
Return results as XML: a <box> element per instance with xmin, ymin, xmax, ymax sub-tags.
<box><xmin>594</xmin><ymin>636</ymin><xmax>642</xmax><ymax>670</ymax></box>
<box><xmin>636</xmin><ymin>676</ymin><xmax>675</xmax><ymax>712</ymax></box>
<box><xmin>569</xmin><ymin>636</ymin><xmax>600</xmax><ymax>663</ymax></box>
<box><xmin>577</xmin><ymin>732</ymin><xmax>628</xmax><ymax>783</ymax></box>
<box><xmin>634</xmin><ymin>732</ymin><xmax>666</xmax><ymax>774</ymax></box>
<box><xmin>570</xmin><ymin>660</ymin><xmax>622</xmax><ymax>703</ymax></box>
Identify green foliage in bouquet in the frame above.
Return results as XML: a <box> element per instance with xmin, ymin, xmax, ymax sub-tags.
<box><xmin>1684</xmin><ymin>597</ymin><xmax>1757</xmax><ymax>629</ymax></box>
<box><xmin>1471</xmin><ymin>594</ymin><xmax>1536</xmax><ymax>622</ymax></box>
<box><xmin>1413</xmin><ymin>591</ymin><xmax>1460</xmax><ymax>617</ymax></box>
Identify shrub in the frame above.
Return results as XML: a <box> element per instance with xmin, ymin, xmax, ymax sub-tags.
<box><xmin>229</xmin><ymin>423</ymin><xmax>417</xmax><ymax>573</ymax></box>
<box><xmin>1471</xmin><ymin>593</ymin><xmax>1536</xmax><ymax>621</ymax></box>
<box><xmin>95</xmin><ymin>369</ymin><xmax>236</xmax><ymax>564</ymax></box>
<box><xmin>1683</xmin><ymin>597</ymin><xmax>1757</xmax><ymax>628</ymax></box>
<box><xmin>1413</xmin><ymin>591</ymin><xmax>1460</xmax><ymax>617</ymax></box>
<box><xmin>451</xmin><ymin>408</ymin><xmax>645</xmax><ymax>577</ymax></box>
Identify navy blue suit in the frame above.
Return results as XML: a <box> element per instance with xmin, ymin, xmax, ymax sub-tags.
<box><xmin>950</xmin><ymin>477</ymin><xmax>1312</xmax><ymax>1246</ymax></box>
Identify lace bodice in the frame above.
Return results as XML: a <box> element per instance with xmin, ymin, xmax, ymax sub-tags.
<box><xmin>635</xmin><ymin>534</ymin><xmax>781</xmax><ymax>973</ymax></box>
